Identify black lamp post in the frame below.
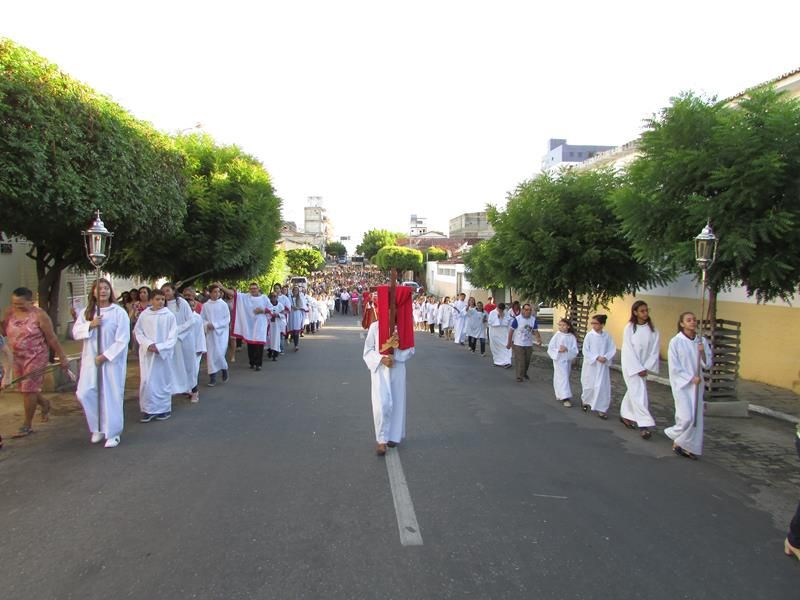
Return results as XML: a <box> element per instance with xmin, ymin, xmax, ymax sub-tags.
<box><xmin>82</xmin><ymin>210</ymin><xmax>113</xmax><ymax>431</ymax></box>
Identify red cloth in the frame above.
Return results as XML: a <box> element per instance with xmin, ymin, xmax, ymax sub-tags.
<box><xmin>377</xmin><ymin>285</ymin><xmax>414</xmax><ymax>355</ymax></box>
<box><xmin>484</xmin><ymin>303</ymin><xmax>496</xmax><ymax>314</ymax></box>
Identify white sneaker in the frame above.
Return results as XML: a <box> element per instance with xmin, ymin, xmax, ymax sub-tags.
<box><xmin>104</xmin><ymin>436</ymin><xmax>120</xmax><ymax>448</ymax></box>
<box><xmin>91</xmin><ymin>432</ymin><xmax>104</xmax><ymax>444</ymax></box>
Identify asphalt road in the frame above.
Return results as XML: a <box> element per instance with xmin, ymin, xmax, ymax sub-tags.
<box><xmin>0</xmin><ymin>314</ymin><xmax>796</xmax><ymax>599</ymax></box>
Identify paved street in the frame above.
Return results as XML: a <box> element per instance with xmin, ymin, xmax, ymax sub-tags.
<box><xmin>1</xmin><ymin>313</ymin><xmax>797</xmax><ymax>600</ymax></box>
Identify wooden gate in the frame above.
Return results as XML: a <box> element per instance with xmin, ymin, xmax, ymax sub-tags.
<box><xmin>567</xmin><ymin>302</ymin><xmax>591</xmax><ymax>347</ymax></box>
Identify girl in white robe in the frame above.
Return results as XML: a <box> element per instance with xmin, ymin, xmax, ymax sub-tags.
<box><xmin>163</xmin><ymin>284</ymin><xmax>195</xmax><ymax>396</ymax></box>
<box><xmin>266</xmin><ymin>294</ymin><xmax>283</xmax><ymax>361</ymax></box>
<box><xmin>134</xmin><ymin>291</ymin><xmax>178</xmax><ymax>420</ymax></box>
<box><xmin>202</xmin><ymin>286</ymin><xmax>231</xmax><ymax>382</ymax></box>
<box><xmin>665</xmin><ymin>312</ymin><xmax>712</xmax><ymax>459</ymax></box>
<box><xmin>547</xmin><ymin>318</ymin><xmax>579</xmax><ymax>407</ymax></box>
<box><xmin>437</xmin><ymin>299</ymin><xmax>454</xmax><ymax>338</ymax></box>
<box><xmin>72</xmin><ymin>279</ymin><xmax>130</xmax><ymax>447</ymax></box>
<box><xmin>620</xmin><ymin>300</ymin><xmax>660</xmax><ymax>439</ymax></box>
<box><xmin>288</xmin><ymin>287</ymin><xmax>309</xmax><ymax>351</ymax></box>
<box><xmin>464</xmin><ymin>301</ymin><xmax>487</xmax><ymax>354</ymax></box>
<box><xmin>580</xmin><ymin>314</ymin><xmax>616</xmax><ymax>418</ymax></box>
<box><xmin>452</xmin><ymin>296</ymin><xmax>467</xmax><ymax>344</ymax></box>
<box><xmin>488</xmin><ymin>305</ymin><xmax>512</xmax><ymax>367</ymax></box>
<box><xmin>363</xmin><ymin>320</ymin><xmax>415</xmax><ymax>450</ymax></box>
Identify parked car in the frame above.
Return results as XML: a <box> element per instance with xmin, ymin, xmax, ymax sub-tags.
<box><xmin>402</xmin><ymin>281</ymin><xmax>422</xmax><ymax>294</ymax></box>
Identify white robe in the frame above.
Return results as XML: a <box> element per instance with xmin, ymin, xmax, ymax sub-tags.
<box><xmin>289</xmin><ymin>294</ymin><xmax>308</xmax><ymax>333</ymax></box>
<box><xmin>580</xmin><ymin>330</ymin><xmax>617</xmax><ymax>413</ymax></box>
<box><xmin>202</xmin><ymin>299</ymin><xmax>230</xmax><ymax>374</ymax></box>
<box><xmin>547</xmin><ymin>332</ymin><xmax>578</xmax><ymax>400</ymax></box>
<box><xmin>665</xmin><ymin>332</ymin><xmax>712</xmax><ymax>455</ymax></box>
<box><xmin>134</xmin><ymin>307</ymin><xmax>177</xmax><ymax>415</ymax></box>
<box><xmin>232</xmin><ymin>292</ymin><xmax>269</xmax><ymax>345</ymax></box>
<box><xmin>167</xmin><ymin>297</ymin><xmax>196</xmax><ymax>394</ymax></box>
<box><xmin>464</xmin><ymin>308</ymin><xmax>486</xmax><ymax>339</ymax></box>
<box><xmin>266</xmin><ymin>301</ymin><xmax>283</xmax><ymax>353</ymax></box>
<box><xmin>620</xmin><ymin>322</ymin><xmax>660</xmax><ymax>427</ymax></box>
<box><xmin>277</xmin><ymin>294</ymin><xmax>291</xmax><ymax>335</ymax></box>
<box><xmin>363</xmin><ymin>321</ymin><xmax>415</xmax><ymax>444</ymax></box>
<box><xmin>189</xmin><ymin>312</ymin><xmax>206</xmax><ymax>388</ymax></box>
<box><xmin>438</xmin><ymin>304</ymin><xmax>454</xmax><ymax>329</ymax></box>
<box><xmin>424</xmin><ymin>302</ymin><xmax>437</xmax><ymax>326</ymax></box>
<box><xmin>452</xmin><ymin>300</ymin><xmax>467</xmax><ymax>342</ymax></box>
<box><xmin>72</xmin><ymin>304</ymin><xmax>130</xmax><ymax>437</ymax></box>
<box><xmin>487</xmin><ymin>310</ymin><xmax>512</xmax><ymax>365</ymax></box>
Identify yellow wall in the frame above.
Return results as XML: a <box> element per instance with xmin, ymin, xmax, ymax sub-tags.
<box><xmin>592</xmin><ymin>294</ymin><xmax>800</xmax><ymax>393</ymax></box>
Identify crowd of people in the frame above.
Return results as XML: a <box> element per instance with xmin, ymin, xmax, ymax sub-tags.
<box><xmin>0</xmin><ymin>279</ymin><xmax>338</xmax><ymax>447</ymax></box>
<box><xmin>410</xmin><ymin>293</ymin><xmax>710</xmax><ymax>461</ymax></box>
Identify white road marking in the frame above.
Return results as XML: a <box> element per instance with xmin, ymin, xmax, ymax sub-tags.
<box><xmin>385</xmin><ymin>450</ymin><xmax>424</xmax><ymax>546</ymax></box>
<box><xmin>532</xmin><ymin>493</ymin><xmax>568</xmax><ymax>500</ymax></box>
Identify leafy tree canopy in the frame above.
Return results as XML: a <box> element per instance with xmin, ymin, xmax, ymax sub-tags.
<box><xmin>0</xmin><ymin>39</ymin><xmax>187</xmax><ymax>318</ymax></box>
<box><xmin>425</xmin><ymin>246</ymin><xmax>448</xmax><ymax>262</ymax></box>
<box><xmin>463</xmin><ymin>238</ymin><xmax>507</xmax><ymax>290</ymax></box>
<box><xmin>615</xmin><ymin>88</ymin><xmax>800</xmax><ymax>304</ymax></box>
<box><xmin>325</xmin><ymin>241</ymin><xmax>347</xmax><ymax>258</ymax></box>
<box><xmin>356</xmin><ymin>229</ymin><xmax>402</xmax><ymax>259</ymax></box>
<box><xmin>286</xmin><ymin>247</ymin><xmax>325</xmax><ymax>276</ymax></box>
<box><xmin>489</xmin><ymin>169</ymin><xmax>660</xmax><ymax>308</ymax></box>
<box><xmin>373</xmin><ymin>246</ymin><xmax>423</xmax><ymax>274</ymax></box>
<box><xmin>119</xmin><ymin>133</ymin><xmax>282</xmax><ymax>282</ymax></box>
<box><xmin>218</xmin><ymin>249</ymin><xmax>288</xmax><ymax>293</ymax></box>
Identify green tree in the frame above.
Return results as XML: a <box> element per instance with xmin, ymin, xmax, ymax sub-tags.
<box><xmin>0</xmin><ymin>39</ymin><xmax>186</xmax><ymax>322</ymax></box>
<box><xmin>488</xmin><ymin>169</ymin><xmax>659</xmax><ymax>312</ymax></box>
<box><xmin>463</xmin><ymin>237</ymin><xmax>508</xmax><ymax>290</ymax></box>
<box><xmin>425</xmin><ymin>246</ymin><xmax>448</xmax><ymax>262</ymax></box>
<box><xmin>373</xmin><ymin>246</ymin><xmax>423</xmax><ymax>275</ymax></box>
<box><xmin>219</xmin><ymin>249</ymin><xmax>288</xmax><ymax>293</ymax></box>
<box><xmin>286</xmin><ymin>248</ymin><xmax>325</xmax><ymax>276</ymax></box>
<box><xmin>120</xmin><ymin>133</ymin><xmax>282</xmax><ymax>283</ymax></box>
<box><xmin>325</xmin><ymin>241</ymin><xmax>347</xmax><ymax>258</ymax></box>
<box><xmin>356</xmin><ymin>229</ymin><xmax>402</xmax><ymax>259</ymax></box>
<box><xmin>615</xmin><ymin>88</ymin><xmax>800</xmax><ymax>320</ymax></box>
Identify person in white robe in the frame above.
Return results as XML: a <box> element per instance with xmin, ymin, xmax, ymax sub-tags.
<box><xmin>437</xmin><ymin>298</ymin><xmax>454</xmax><ymax>338</ymax></box>
<box><xmin>134</xmin><ymin>290</ymin><xmax>178</xmax><ymax>421</ymax></box>
<box><xmin>274</xmin><ymin>284</ymin><xmax>292</xmax><ymax>353</ymax></box>
<box><xmin>163</xmin><ymin>283</ymin><xmax>195</xmax><ymax>396</ymax></box>
<box><xmin>547</xmin><ymin>318</ymin><xmax>579</xmax><ymax>407</ymax></box>
<box><xmin>620</xmin><ymin>300</ymin><xmax>660</xmax><ymax>439</ymax></box>
<box><xmin>580</xmin><ymin>314</ymin><xmax>616</xmax><ymax>418</ymax></box>
<box><xmin>186</xmin><ymin>296</ymin><xmax>207</xmax><ymax>402</ymax></box>
<box><xmin>464</xmin><ymin>301</ymin><xmax>487</xmax><ymax>354</ymax></box>
<box><xmin>288</xmin><ymin>286</ymin><xmax>309</xmax><ymax>351</ymax></box>
<box><xmin>452</xmin><ymin>293</ymin><xmax>467</xmax><ymax>344</ymax></box>
<box><xmin>487</xmin><ymin>304</ymin><xmax>512</xmax><ymax>367</ymax></box>
<box><xmin>363</xmin><ymin>320</ymin><xmax>415</xmax><ymax>455</ymax></box>
<box><xmin>72</xmin><ymin>278</ymin><xmax>130</xmax><ymax>448</ymax></box>
<box><xmin>424</xmin><ymin>297</ymin><xmax>438</xmax><ymax>335</ymax></box>
<box><xmin>202</xmin><ymin>285</ymin><xmax>231</xmax><ymax>384</ymax></box>
<box><xmin>665</xmin><ymin>311</ymin><xmax>712</xmax><ymax>459</ymax></box>
<box><xmin>220</xmin><ymin>282</ymin><xmax>268</xmax><ymax>371</ymax></box>
<box><xmin>266</xmin><ymin>293</ymin><xmax>283</xmax><ymax>361</ymax></box>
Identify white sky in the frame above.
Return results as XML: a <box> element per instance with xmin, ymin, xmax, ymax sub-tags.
<box><xmin>3</xmin><ymin>1</ymin><xmax>799</xmax><ymax>253</ymax></box>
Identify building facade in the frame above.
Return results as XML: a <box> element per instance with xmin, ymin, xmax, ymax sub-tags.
<box><xmin>541</xmin><ymin>138</ymin><xmax>614</xmax><ymax>173</ymax></box>
<box><xmin>449</xmin><ymin>212</ymin><xmax>493</xmax><ymax>240</ymax></box>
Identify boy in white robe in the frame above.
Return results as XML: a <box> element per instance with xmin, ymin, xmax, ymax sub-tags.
<box><xmin>547</xmin><ymin>318</ymin><xmax>579</xmax><ymax>407</ymax></box>
<box><xmin>72</xmin><ymin>279</ymin><xmax>130</xmax><ymax>447</ymax></box>
<box><xmin>580</xmin><ymin>314</ymin><xmax>616</xmax><ymax>418</ymax></box>
<box><xmin>163</xmin><ymin>283</ymin><xmax>196</xmax><ymax>397</ymax></box>
<box><xmin>266</xmin><ymin>293</ymin><xmax>283</xmax><ymax>361</ymax></box>
<box><xmin>288</xmin><ymin>287</ymin><xmax>309</xmax><ymax>351</ymax></box>
<box><xmin>363</xmin><ymin>286</ymin><xmax>415</xmax><ymax>456</ymax></box>
<box><xmin>134</xmin><ymin>289</ymin><xmax>178</xmax><ymax>422</ymax></box>
<box><xmin>665</xmin><ymin>311</ymin><xmax>712</xmax><ymax>459</ymax></box>
<box><xmin>452</xmin><ymin>294</ymin><xmax>467</xmax><ymax>344</ymax></box>
<box><xmin>187</xmin><ymin>297</ymin><xmax>207</xmax><ymax>402</ymax></box>
<box><xmin>620</xmin><ymin>301</ymin><xmax>660</xmax><ymax>439</ymax></box>
<box><xmin>488</xmin><ymin>304</ymin><xmax>512</xmax><ymax>367</ymax></box>
<box><xmin>202</xmin><ymin>285</ymin><xmax>231</xmax><ymax>385</ymax></box>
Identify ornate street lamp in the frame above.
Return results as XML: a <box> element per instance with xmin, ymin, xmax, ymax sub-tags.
<box><xmin>693</xmin><ymin>220</ymin><xmax>718</xmax><ymax>424</ymax></box>
<box><xmin>82</xmin><ymin>210</ymin><xmax>114</xmax><ymax>430</ymax></box>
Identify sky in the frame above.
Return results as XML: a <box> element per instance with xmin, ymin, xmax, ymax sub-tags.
<box><xmin>3</xmin><ymin>1</ymin><xmax>799</xmax><ymax>253</ymax></box>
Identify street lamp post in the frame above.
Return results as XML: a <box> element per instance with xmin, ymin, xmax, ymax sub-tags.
<box><xmin>693</xmin><ymin>220</ymin><xmax>718</xmax><ymax>425</ymax></box>
<box><xmin>82</xmin><ymin>210</ymin><xmax>114</xmax><ymax>431</ymax></box>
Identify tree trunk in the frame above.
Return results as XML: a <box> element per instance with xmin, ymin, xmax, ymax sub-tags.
<box><xmin>568</xmin><ymin>290</ymin><xmax>579</xmax><ymax>328</ymax></box>
<box><xmin>31</xmin><ymin>245</ymin><xmax>67</xmax><ymax>333</ymax></box>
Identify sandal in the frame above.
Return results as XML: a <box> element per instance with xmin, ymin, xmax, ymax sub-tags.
<box><xmin>12</xmin><ymin>426</ymin><xmax>35</xmax><ymax>439</ymax></box>
<box><xmin>598</xmin><ymin>412</ymin><xmax>608</xmax><ymax>420</ymax></box>
<box><xmin>582</xmin><ymin>404</ymin><xmax>590</xmax><ymax>414</ymax></box>
<box><xmin>673</xmin><ymin>445</ymin><xmax>698</xmax><ymax>460</ymax></box>
<box><xmin>640</xmin><ymin>429</ymin><xmax>652</xmax><ymax>440</ymax></box>
<box><xmin>619</xmin><ymin>416</ymin><xmax>636</xmax><ymax>430</ymax></box>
